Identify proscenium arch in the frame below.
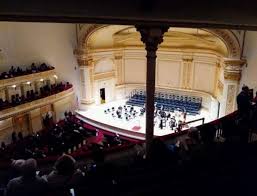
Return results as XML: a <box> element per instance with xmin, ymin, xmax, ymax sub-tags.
<box><xmin>78</xmin><ymin>24</ymin><xmax>241</xmax><ymax>58</ymax></box>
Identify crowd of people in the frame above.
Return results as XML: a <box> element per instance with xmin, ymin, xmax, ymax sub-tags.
<box><xmin>104</xmin><ymin>103</ymin><xmax>187</xmax><ymax>132</ymax></box>
<box><xmin>0</xmin><ymin>63</ymin><xmax>54</xmax><ymax>80</ymax></box>
<box><xmin>0</xmin><ymin>112</ymin><xmax>128</xmax><ymax>162</ymax></box>
<box><xmin>5</xmin><ymin>155</ymin><xmax>84</xmax><ymax>196</ymax></box>
<box><xmin>0</xmin><ymin>86</ymin><xmax>257</xmax><ymax>195</ymax></box>
<box><xmin>0</xmin><ymin>82</ymin><xmax>72</xmax><ymax>111</ymax></box>
<box><xmin>0</xmin><ymin>111</ymin><xmax>139</xmax><ymax>195</ymax></box>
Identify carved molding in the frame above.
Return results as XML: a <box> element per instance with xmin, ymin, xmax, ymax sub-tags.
<box><xmin>223</xmin><ymin>58</ymin><xmax>246</xmax><ymax>81</ymax></box>
<box><xmin>182</xmin><ymin>55</ymin><xmax>194</xmax><ymax>89</ymax></box>
<box><xmin>207</xmin><ymin>29</ymin><xmax>241</xmax><ymax>58</ymax></box>
<box><xmin>225</xmin><ymin>84</ymin><xmax>236</xmax><ymax>114</ymax></box>
<box><xmin>224</xmin><ymin>71</ymin><xmax>241</xmax><ymax>81</ymax></box>
<box><xmin>217</xmin><ymin>80</ymin><xmax>224</xmax><ymax>95</ymax></box>
<box><xmin>77</xmin><ymin>25</ymin><xmax>241</xmax><ymax>58</ymax></box>
<box><xmin>136</xmin><ymin>26</ymin><xmax>169</xmax><ymax>53</ymax></box>
<box><xmin>77</xmin><ymin>57</ymin><xmax>94</xmax><ymax>67</ymax></box>
<box><xmin>93</xmin><ymin>71</ymin><xmax>115</xmax><ymax>81</ymax></box>
<box><xmin>78</xmin><ymin>24</ymin><xmax>108</xmax><ymax>48</ymax></box>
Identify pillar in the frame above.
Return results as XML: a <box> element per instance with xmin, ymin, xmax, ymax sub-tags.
<box><xmin>136</xmin><ymin>26</ymin><xmax>168</xmax><ymax>157</ymax></box>
<box><xmin>181</xmin><ymin>55</ymin><xmax>194</xmax><ymax>89</ymax></box>
<box><xmin>221</xmin><ymin>59</ymin><xmax>246</xmax><ymax>116</ymax></box>
<box><xmin>80</xmin><ymin>62</ymin><xmax>94</xmax><ymax>105</ymax></box>
<box><xmin>75</xmin><ymin>49</ymin><xmax>95</xmax><ymax>105</ymax></box>
<box><xmin>114</xmin><ymin>52</ymin><xmax>124</xmax><ymax>86</ymax></box>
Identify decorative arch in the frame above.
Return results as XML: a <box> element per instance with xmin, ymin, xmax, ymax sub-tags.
<box><xmin>77</xmin><ymin>24</ymin><xmax>241</xmax><ymax>59</ymax></box>
<box><xmin>205</xmin><ymin>29</ymin><xmax>241</xmax><ymax>58</ymax></box>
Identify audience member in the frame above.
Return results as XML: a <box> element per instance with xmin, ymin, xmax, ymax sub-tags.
<box><xmin>0</xmin><ymin>63</ymin><xmax>54</xmax><ymax>80</ymax></box>
<box><xmin>43</xmin><ymin>154</ymin><xmax>83</xmax><ymax>190</ymax></box>
<box><xmin>5</xmin><ymin>158</ymin><xmax>47</xmax><ymax>196</ymax></box>
<box><xmin>253</xmin><ymin>91</ymin><xmax>257</xmax><ymax>104</ymax></box>
<box><xmin>237</xmin><ymin>86</ymin><xmax>251</xmax><ymax>118</ymax></box>
<box><xmin>11</xmin><ymin>132</ymin><xmax>17</xmax><ymax>144</ymax></box>
<box><xmin>17</xmin><ymin>132</ymin><xmax>23</xmax><ymax>141</ymax></box>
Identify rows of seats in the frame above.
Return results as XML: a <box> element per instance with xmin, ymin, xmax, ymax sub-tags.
<box><xmin>126</xmin><ymin>90</ymin><xmax>202</xmax><ymax>115</ymax></box>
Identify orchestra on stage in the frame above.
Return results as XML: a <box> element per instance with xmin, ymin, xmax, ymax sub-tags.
<box><xmin>104</xmin><ymin>103</ymin><xmax>188</xmax><ymax>132</ymax></box>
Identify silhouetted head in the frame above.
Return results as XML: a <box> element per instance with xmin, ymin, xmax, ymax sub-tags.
<box><xmin>54</xmin><ymin>154</ymin><xmax>76</xmax><ymax>176</ymax></box>
<box><xmin>21</xmin><ymin>158</ymin><xmax>37</xmax><ymax>178</ymax></box>
<box><xmin>242</xmin><ymin>85</ymin><xmax>249</xmax><ymax>93</ymax></box>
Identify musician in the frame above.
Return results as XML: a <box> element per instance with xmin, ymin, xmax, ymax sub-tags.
<box><xmin>183</xmin><ymin>111</ymin><xmax>187</xmax><ymax>123</ymax></box>
<box><xmin>118</xmin><ymin>106</ymin><xmax>123</xmax><ymax>111</ymax></box>
<box><xmin>169</xmin><ymin>118</ymin><xmax>176</xmax><ymax>130</ymax></box>
<box><xmin>177</xmin><ymin>120</ymin><xmax>183</xmax><ymax>132</ymax></box>
<box><xmin>167</xmin><ymin>112</ymin><xmax>171</xmax><ymax>119</ymax></box>
<box><xmin>159</xmin><ymin>119</ymin><xmax>163</xmax><ymax>129</ymax></box>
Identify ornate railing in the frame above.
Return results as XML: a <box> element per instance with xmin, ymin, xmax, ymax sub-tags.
<box><xmin>0</xmin><ymin>68</ymin><xmax>56</xmax><ymax>88</ymax></box>
<box><xmin>0</xmin><ymin>86</ymin><xmax>74</xmax><ymax>120</ymax></box>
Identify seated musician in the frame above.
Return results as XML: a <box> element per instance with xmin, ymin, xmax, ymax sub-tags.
<box><xmin>169</xmin><ymin>118</ymin><xmax>176</xmax><ymax>130</ymax></box>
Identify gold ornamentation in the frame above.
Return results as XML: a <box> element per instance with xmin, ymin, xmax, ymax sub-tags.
<box><xmin>224</xmin><ymin>71</ymin><xmax>241</xmax><ymax>81</ymax></box>
<box><xmin>217</xmin><ymin>80</ymin><xmax>224</xmax><ymax>94</ymax></box>
<box><xmin>223</xmin><ymin>58</ymin><xmax>246</xmax><ymax>81</ymax></box>
<box><xmin>207</xmin><ymin>29</ymin><xmax>241</xmax><ymax>58</ymax></box>
<box><xmin>182</xmin><ymin>56</ymin><xmax>193</xmax><ymax>89</ymax></box>
<box><xmin>94</xmin><ymin>71</ymin><xmax>115</xmax><ymax>80</ymax></box>
<box><xmin>225</xmin><ymin>84</ymin><xmax>236</xmax><ymax>114</ymax></box>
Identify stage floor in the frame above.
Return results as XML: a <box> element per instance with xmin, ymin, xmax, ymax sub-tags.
<box><xmin>76</xmin><ymin>100</ymin><xmax>212</xmax><ymax>140</ymax></box>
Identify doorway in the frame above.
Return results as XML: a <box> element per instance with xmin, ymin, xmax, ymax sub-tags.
<box><xmin>100</xmin><ymin>88</ymin><xmax>106</xmax><ymax>104</ymax></box>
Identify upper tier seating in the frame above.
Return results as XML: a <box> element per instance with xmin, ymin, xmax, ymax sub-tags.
<box><xmin>0</xmin><ymin>82</ymin><xmax>72</xmax><ymax>111</ymax></box>
<box><xmin>0</xmin><ymin>63</ymin><xmax>54</xmax><ymax>80</ymax></box>
<box><xmin>126</xmin><ymin>90</ymin><xmax>202</xmax><ymax>115</ymax></box>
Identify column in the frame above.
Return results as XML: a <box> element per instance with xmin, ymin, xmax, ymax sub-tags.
<box><xmin>114</xmin><ymin>52</ymin><xmax>124</xmax><ymax>86</ymax></box>
<box><xmin>80</xmin><ymin>60</ymin><xmax>94</xmax><ymax>105</ymax></box>
<box><xmin>221</xmin><ymin>59</ymin><xmax>246</xmax><ymax>116</ymax></box>
<box><xmin>75</xmin><ymin>49</ymin><xmax>95</xmax><ymax>105</ymax></box>
<box><xmin>136</xmin><ymin>26</ymin><xmax>168</xmax><ymax>157</ymax></box>
<box><xmin>181</xmin><ymin>55</ymin><xmax>194</xmax><ymax>89</ymax></box>
<box><xmin>80</xmin><ymin>63</ymin><xmax>94</xmax><ymax>105</ymax></box>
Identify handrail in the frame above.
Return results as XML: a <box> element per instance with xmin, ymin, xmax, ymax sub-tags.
<box><xmin>0</xmin><ymin>86</ymin><xmax>74</xmax><ymax>120</ymax></box>
<box><xmin>0</xmin><ymin>68</ymin><xmax>56</xmax><ymax>88</ymax></box>
<box><xmin>182</xmin><ymin>117</ymin><xmax>205</xmax><ymax>127</ymax></box>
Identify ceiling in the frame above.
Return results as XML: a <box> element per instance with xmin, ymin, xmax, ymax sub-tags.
<box><xmin>87</xmin><ymin>26</ymin><xmax>228</xmax><ymax>56</ymax></box>
<box><xmin>0</xmin><ymin>0</ymin><xmax>257</xmax><ymax>30</ymax></box>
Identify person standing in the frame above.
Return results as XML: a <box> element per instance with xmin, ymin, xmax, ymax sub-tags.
<box><xmin>236</xmin><ymin>86</ymin><xmax>252</xmax><ymax>143</ymax></box>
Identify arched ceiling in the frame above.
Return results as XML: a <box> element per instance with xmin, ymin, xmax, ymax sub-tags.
<box><xmin>86</xmin><ymin>25</ymin><xmax>229</xmax><ymax>56</ymax></box>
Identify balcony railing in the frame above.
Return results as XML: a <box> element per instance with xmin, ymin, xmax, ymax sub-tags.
<box><xmin>0</xmin><ymin>68</ymin><xmax>56</xmax><ymax>88</ymax></box>
<box><xmin>0</xmin><ymin>86</ymin><xmax>74</xmax><ymax>120</ymax></box>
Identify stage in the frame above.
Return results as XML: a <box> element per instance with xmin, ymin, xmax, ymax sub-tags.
<box><xmin>76</xmin><ymin>99</ymin><xmax>212</xmax><ymax>140</ymax></box>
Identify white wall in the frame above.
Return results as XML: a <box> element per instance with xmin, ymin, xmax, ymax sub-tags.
<box><xmin>124</xmin><ymin>58</ymin><xmax>146</xmax><ymax>84</ymax></box>
<box><xmin>0</xmin><ymin>22</ymin><xmax>81</xmax><ymax>104</ymax></box>
<box><xmin>94</xmin><ymin>58</ymin><xmax>114</xmax><ymax>73</ymax></box>
<box><xmin>157</xmin><ymin>60</ymin><xmax>181</xmax><ymax>88</ymax></box>
<box><xmin>241</xmin><ymin>31</ymin><xmax>257</xmax><ymax>92</ymax></box>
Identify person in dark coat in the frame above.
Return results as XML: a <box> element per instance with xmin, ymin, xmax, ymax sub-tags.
<box><xmin>237</xmin><ymin>86</ymin><xmax>251</xmax><ymax>118</ymax></box>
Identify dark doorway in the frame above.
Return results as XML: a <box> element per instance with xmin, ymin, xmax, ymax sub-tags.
<box><xmin>100</xmin><ymin>88</ymin><xmax>106</xmax><ymax>104</ymax></box>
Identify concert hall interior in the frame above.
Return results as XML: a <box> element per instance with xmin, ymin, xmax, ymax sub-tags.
<box><xmin>1</xmin><ymin>1</ymin><xmax>257</xmax><ymax>195</ymax></box>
